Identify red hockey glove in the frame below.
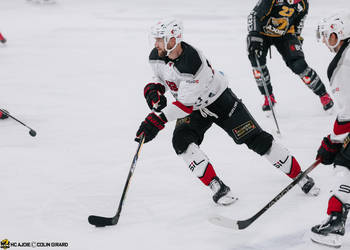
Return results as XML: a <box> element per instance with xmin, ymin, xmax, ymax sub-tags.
<box><xmin>135</xmin><ymin>112</ymin><xmax>167</xmax><ymax>143</ymax></box>
<box><xmin>144</xmin><ymin>83</ymin><xmax>167</xmax><ymax>112</ymax></box>
<box><xmin>0</xmin><ymin>32</ymin><xmax>6</xmax><ymax>44</ymax></box>
<box><xmin>0</xmin><ymin>109</ymin><xmax>9</xmax><ymax>119</ymax></box>
<box><xmin>316</xmin><ymin>135</ymin><xmax>342</xmax><ymax>165</ymax></box>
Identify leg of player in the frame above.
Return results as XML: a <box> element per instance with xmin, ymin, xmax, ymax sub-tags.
<box><xmin>172</xmin><ymin>115</ymin><xmax>237</xmax><ymax>206</ymax></box>
<box><xmin>212</xmin><ymin>89</ymin><xmax>319</xmax><ymax>196</ymax></box>
<box><xmin>248</xmin><ymin>37</ymin><xmax>276</xmax><ymax>112</ymax></box>
<box><xmin>276</xmin><ymin>35</ymin><xmax>334</xmax><ymax>111</ymax></box>
<box><xmin>311</xmin><ymin>166</ymin><xmax>350</xmax><ymax>248</ymax></box>
<box><xmin>263</xmin><ymin>139</ymin><xmax>320</xmax><ymax>196</ymax></box>
<box><xmin>311</xmin><ymin>139</ymin><xmax>350</xmax><ymax>247</ymax></box>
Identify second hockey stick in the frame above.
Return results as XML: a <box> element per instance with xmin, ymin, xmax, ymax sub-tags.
<box><xmin>254</xmin><ymin>53</ymin><xmax>281</xmax><ymax>135</ymax></box>
<box><xmin>0</xmin><ymin>109</ymin><xmax>37</xmax><ymax>137</ymax></box>
<box><xmin>88</xmin><ymin>134</ymin><xmax>145</xmax><ymax>227</ymax></box>
<box><xmin>209</xmin><ymin>159</ymin><xmax>321</xmax><ymax>230</ymax></box>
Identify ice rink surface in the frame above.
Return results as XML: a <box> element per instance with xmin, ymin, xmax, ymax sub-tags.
<box><xmin>0</xmin><ymin>0</ymin><xmax>349</xmax><ymax>249</ymax></box>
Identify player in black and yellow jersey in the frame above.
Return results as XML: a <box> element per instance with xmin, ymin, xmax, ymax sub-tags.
<box><xmin>247</xmin><ymin>0</ymin><xmax>334</xmax><ymax>112</ymax></box>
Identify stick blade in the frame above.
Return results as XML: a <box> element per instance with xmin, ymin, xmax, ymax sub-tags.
<box><xmin>88</xmin><ymin>215</ymin><xmax>117</xmax><ymax>227</ymax></box>
<box><xmin>208</xmin><ymin>215</ymin><xmax>239</xmax><ymax>230</ymax></box>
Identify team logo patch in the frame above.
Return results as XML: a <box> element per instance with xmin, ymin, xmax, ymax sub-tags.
<box><xmin>302</xmin><ymin>76</ymin><xmax>311</xmax><ymax>84</ymax></box>
<box><xmin>343</xmin><ymin>135</ymin><xmax>350</xmax><ymax>149</ymax></box>
<box><xmin>176</xmin><ymin>116</ymin><xmax>191</xmax><ymax>126</ymax></box>
<box><xmin>253</xmin><ymin>69</ymin><xmax>261</xmax><ymax>79</ymax></box>
<box><xmin>232</xmin><ymin>120</ymin><xmax>256</xmax><ymax>140</ymax></box>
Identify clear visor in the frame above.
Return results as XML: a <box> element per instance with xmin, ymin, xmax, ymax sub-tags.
<box><xmin>316</xmin><ymin>24</ymin><xmax>329</xmax><ymax>42</ymax></box>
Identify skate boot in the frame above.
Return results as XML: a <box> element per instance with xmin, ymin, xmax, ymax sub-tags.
<box><xmin>311</xmin><ymin>207</ymin><xmax>348</xmax><ymax>248</ymax></box>
<box><xmin>296</xmin><ymin>173</ymin><xmax>320</xmax><ymax>196</ymax></box>
<box><xmin>320</xmin><ymin>93</ymin><xmax>334</xmax><ymax>111</ymax></box>
<box><xmin>262</xmin><ymin>94</ymin><xmax>276</xmax><ymax>111</ymax></box>
<box><xmin>0</xmin><ymin>109</ymin><xmax>9</xmax><ymax>120</ymax></box>
<box><xmin>209</xmin><ymin>177</ymin><xmax>237</xmax><ymax>206</ymax></box>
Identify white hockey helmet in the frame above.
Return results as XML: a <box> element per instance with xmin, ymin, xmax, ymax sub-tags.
<box><xmin>317</xmin><ymin>11</ymin><xmax>350</xmax><ymax>51</ymax></box>
<box><xmin>150</xmin><ymin>18</ymin><xmax>183</xmax><ymax>55</ymax></box>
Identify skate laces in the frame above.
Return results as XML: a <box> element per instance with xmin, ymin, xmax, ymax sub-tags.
<box><xmin>320</xmin><ymin>93</ymin><xmax>332</xmax><ymax>105</ymax></box>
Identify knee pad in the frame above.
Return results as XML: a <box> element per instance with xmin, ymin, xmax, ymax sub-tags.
<box><xmin>172</xmin><ymin>129</ymin><xmax>200</xmax><ymax>155</ymax></box>
<box><xmin>288</xmin><ymin>58</ymin><xmax>308</xmax><ymax>75</ymax></box>
<box><xmin>245</xmin><ymin>131</ymin><xmax>273</xmax><ymax>155</ymax></box>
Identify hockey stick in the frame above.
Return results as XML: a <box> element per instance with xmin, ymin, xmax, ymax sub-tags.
<box><xmin>254</xmin><ymin>53</ymin><xmax>281</xmax><ymax>135</ymax></box>
<box><xmin>209</xmin><ymin>159</ymin><xmax>322</xmax><ymax>230</ymax></box>
<box><xmin>88</xmin><ymin>134</ymin><xmax>145</xmax><ymax>227</ymax></box>
<box><xmin>0</xmin><ymin>109</ymin><xmax>37</xmax><ymax>137</ymax></box>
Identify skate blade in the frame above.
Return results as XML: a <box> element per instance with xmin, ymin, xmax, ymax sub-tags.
<box><xmin>310</xmin><ymin>231</ymin><xmax>342</xmax><ymax>248</ymax></box>
<box><xmin>216</xmin><ymin>196</ymin><xmax>238</xmax><ymax>206</ymax></box>
<box><xmin>307</xmin><ymin>186</ymin><xmax>321</xmax><ymax>197</ymax></box>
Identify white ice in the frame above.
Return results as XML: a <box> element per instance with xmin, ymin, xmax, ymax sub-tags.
<box><xmin>0</xmin><ymin>0</ymin><xmax>349</xmax><ymax>249</ymax></box>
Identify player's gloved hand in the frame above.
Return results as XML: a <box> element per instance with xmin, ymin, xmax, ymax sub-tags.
<box><xmin>144</xmin><ymin>83</ymin><xmax>167</xmax><ymax>112</ymax></box>
<box><xmin>0</xmin><ymin>109</ymin><xmax>9</xmax><ymax>119</ymax></box>
<box><xmin>247</xmin><ymin>32</ymin><xmax>264</xmax><ymax>57</ymax></box>
<box><xmin>316</xmin><ymin>135</ymin><xmax>342</xmax><ymax>165</ymax></box>
<box><xmin>135</xmin><ymin>112</ymin><xmax>167</xmax><ymax>143</ymax></box>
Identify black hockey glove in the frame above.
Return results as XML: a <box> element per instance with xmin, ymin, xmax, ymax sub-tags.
<box><xmin>316</xmin><ymin>135</ymin><xmax>342</xmax><ymax>165</ymax></box>
<box><xmin>247</xmin><ymin>32</ymin><xmax>264</xmax><ymax>57</ymax></box>
<box><xmin>144</xmin><ymin>83</ymin><xmax>167</xmax><ymax>112</ymax></box>
<box><xmin>135</xmin><ymin>112</ymin><xmax>167</xmax><ymax>143</ymax></box>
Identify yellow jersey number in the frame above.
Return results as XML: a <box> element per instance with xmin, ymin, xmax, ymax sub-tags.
<box><xmin>279</xmin><ymin>6</ymin><xmax>295</xmax><ymax>17</ymax></box>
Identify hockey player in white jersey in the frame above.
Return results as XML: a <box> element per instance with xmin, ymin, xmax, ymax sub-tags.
<box><xmin>310</xmin><ymin>12</ymin><xmax>350</xmax><ymax>248</ymax></box>
<box><xmin>135</xmin><ymin>18</ymin><xmax>319</xmax><ymax>206</ymax></box>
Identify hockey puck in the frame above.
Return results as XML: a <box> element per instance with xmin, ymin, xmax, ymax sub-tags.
<box><xmin>29</xmin><ymin>130</ymin><xmax>37</xmax><ymax>137</ymax></box>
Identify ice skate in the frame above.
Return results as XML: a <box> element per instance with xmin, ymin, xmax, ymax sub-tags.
<box><xmin>311</xmin><ymin>208</ymin><xmax>348</xmax><ymax>248</ymax></box>
<box><xmin>209</xmin><ymin>177</ymin><xmax>237</xmax><ymax>206</ymax></box>
<box><xmin>296</xmin><ymin>173</ymin><xmax>320</xmax><ymax>196</ymax></box>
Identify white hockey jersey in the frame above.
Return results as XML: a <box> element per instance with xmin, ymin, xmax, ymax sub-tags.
<box><xmin>328</xmin><ymin>38</ymin><xmax>350</xmax><ymax>142</ymax></box>
<box><xmin>148</xmin><ymin>42</ymin><xmax>228</xmax><ymax>122</ymax></box>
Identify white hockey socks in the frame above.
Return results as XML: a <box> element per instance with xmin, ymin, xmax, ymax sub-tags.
<box><xmin>181</xmin><ymin>143</ymin><xmax>216</xmax><ymax>185</ymax></box>
<box><xmin>264</xmin><ymin>140</ymin><xmax>301</xmax><ymax>178</ymax></box>
<box><xmin>327</xmin><ymin>165</ymin><xmax>350</xmax><ymax>214</ymax></box>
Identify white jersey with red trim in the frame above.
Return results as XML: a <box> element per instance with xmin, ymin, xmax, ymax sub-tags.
<box><xmin>148</xmin><ymin>42</ymin><xmax>228</xmax><ymax>122</ymax></box>
<box><xmin>328</xmin><ymin>39</ymin><xmax>350</xmax><ymax>142</ymax></box>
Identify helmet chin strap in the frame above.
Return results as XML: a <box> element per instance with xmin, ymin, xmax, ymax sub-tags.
<box><xmin>164</xmin><ymin>36</ymin><xmax>181</xmax><ymax>56</ymax></box>
<box><xmin>325</xmin><ymin>34</ymin><xmax>341</xmax><ymax>53</ymax></box>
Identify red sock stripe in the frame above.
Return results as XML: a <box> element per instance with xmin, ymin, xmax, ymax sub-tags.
<box><xmin>199</xmin><ymin>163</ymin><xmax>217</xmax><ymax>186</ymax></box>
<box><xmin>333</xmin><ymin>119</ymin><xmax>350</xmax><ymax>135</ymax></box>
<box><xmin>327</xmin><ymin>195</ymin><xmax>343</xmax><ymax>215</ymax></box>
<box><xmin>287</xmin><ymin>157</ymin><xmax>301</xmax><ymax>179</ymax></box>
